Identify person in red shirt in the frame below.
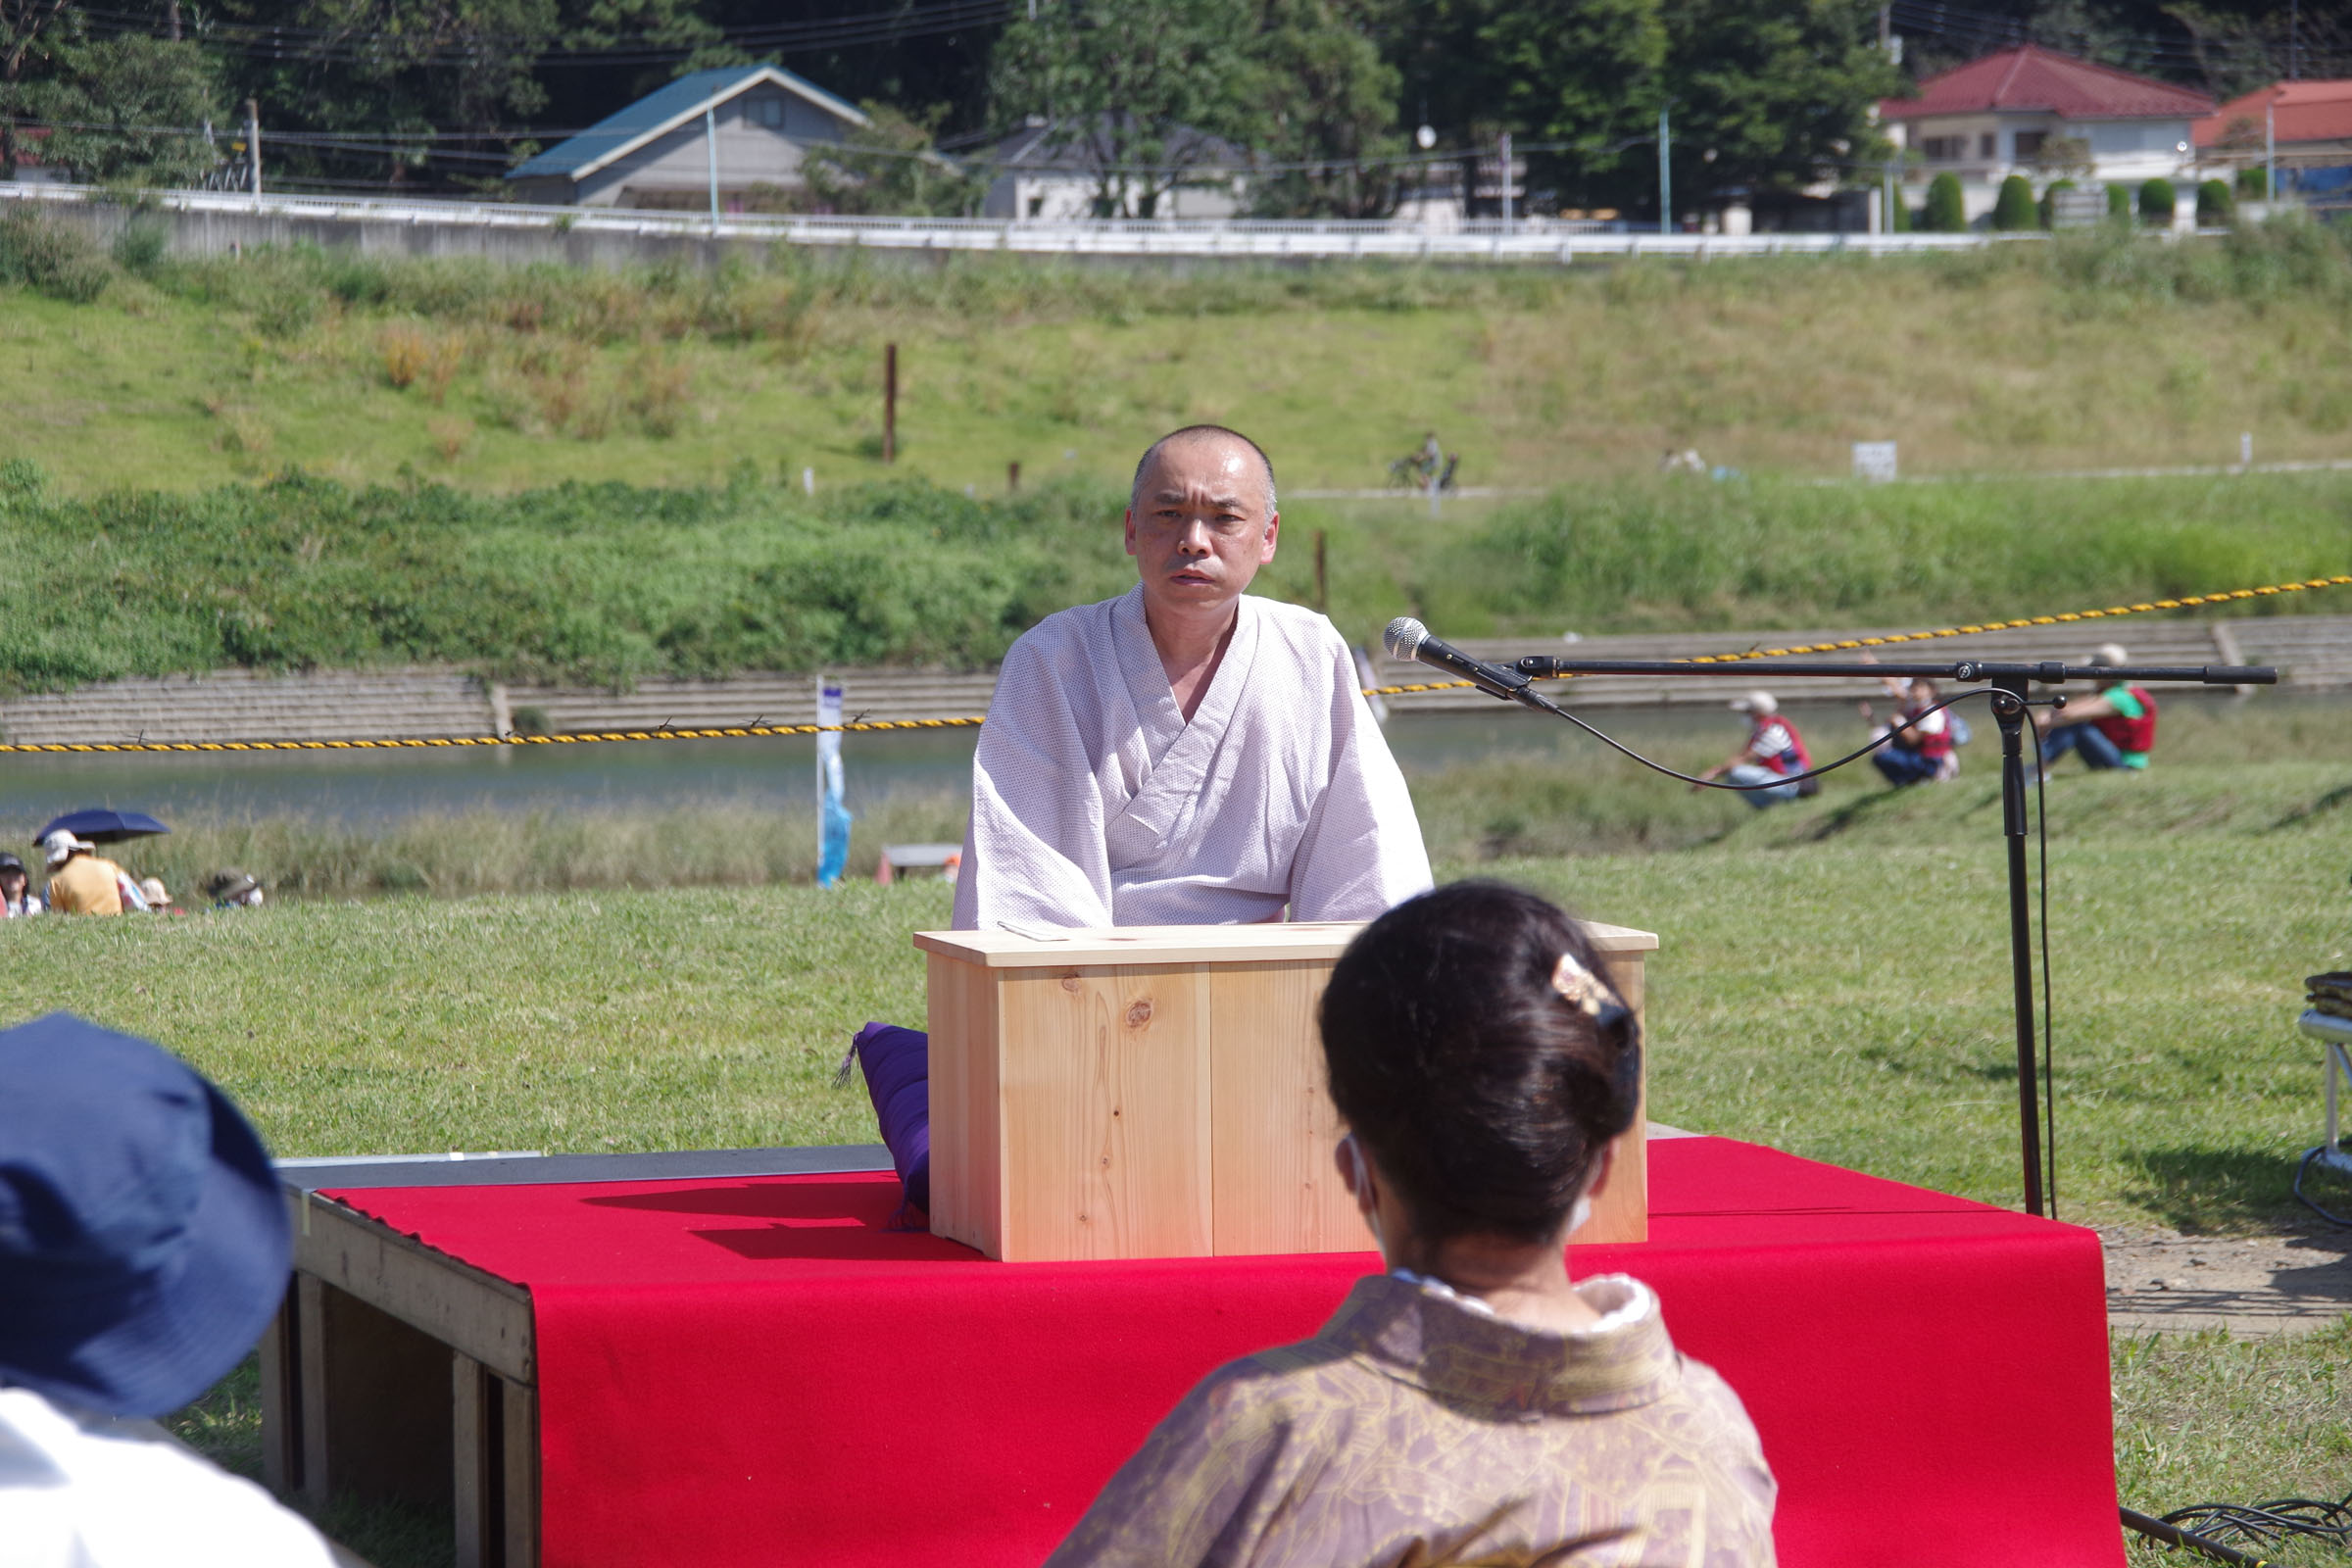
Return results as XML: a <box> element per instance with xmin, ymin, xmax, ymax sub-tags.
<box><xmin>2034</xmin><ymin>644</ymin><xmax>2157</xmax><ymax>773</ymax></box>
<box><xmin>1697</xmin><ymin>692</ymin><xmax>1811</xmax><ymax>808</ymax></box>
<box><xmin>1865</xmin><ymin>674</ymin><xmax>1956</xmax><ymax>787</ymax></box>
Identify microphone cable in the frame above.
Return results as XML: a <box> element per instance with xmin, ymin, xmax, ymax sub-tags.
<box><xmin>1509</xmin><ymin>682</ymin><xmax>2066</xmax><ymax>1218</ymax></box>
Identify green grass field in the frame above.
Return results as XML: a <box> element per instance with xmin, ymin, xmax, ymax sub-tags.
<box><xmin>8</xmin><ymin>219</ymin><xmax>2352</xmax><ymax>496</ymax></box>
<box><xmin>81</xmin><ymin>737</ymin><xmax>2342</xmax><ymax>1566</ymax></box>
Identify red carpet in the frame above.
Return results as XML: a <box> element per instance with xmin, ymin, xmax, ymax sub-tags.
<box><xmin>328</xmin><ymin>1138</ymin><xmax>2120</xmax><ymax>1568</ymax></box>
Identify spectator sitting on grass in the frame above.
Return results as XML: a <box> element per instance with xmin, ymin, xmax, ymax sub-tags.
<box><xmin>203</xmin><ymin>869</ymin><xmax>265</xmax><ymax>910</ymax></box>
<box><xmin>0</xmin><ymin>1014</ymin><xmax>338</xmax><ymax>1566</ymax></box>
<box><xmin>138</xmin><ymin>878</ymin><xmax>183</xmax><ymax>915</ymax></box>
<box><xmin>2034</xmin><ymin>644</ymin><xmax>2157</xmax><ymax>774</ymax></box>
<box><xmin>40</xmin><ymin>832</ymin><xmax>139</xmax><ymax>916</ymax></box>
<box><xmin>1863</xmin><ymin>674</ymin><xmax>1957</xmax><ymax>788</ymax></box>
<box><xmin>1044</xmin><ymin>883</ymin><xmax>1777</xmax><ymax>1567</ymax></box>
<box><xmin>1695</xmin><ymin>691</ymin><xmax>1812</xmax><ymax>808</ymax></box>
<box><xmin>0</xmin><ymin>854</ymin><xmax>42</xmax><ymax>917</ymax></box>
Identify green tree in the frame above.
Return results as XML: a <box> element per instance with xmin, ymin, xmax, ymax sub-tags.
<box><xmin>2196</xmin><ymin>176</ymin><xmax>2233</xmax><ymax>226</ymax></box>
<box><xmin>803</xmin><ymin>102</ymin><xmax>989</xmax><ymax>217</ymax></box>
<box><xmin>1923</xmin><ymin>171</ymin><xmax>1965</xmax><ymax>231</ymax></box>
<box><xmin>1470</xmin><ymin>0</ymin><xmax>1666</xmax><ymax>208</ymax></box>
<box><xmin>1654</xmin><ymin>0</ymin><xmax>1901</xmax><ymax>215</ymax></box>
<box><xmin>2235</xmin><ymin>166</ymin><xmax>2269</xmax><ymax>199</ymax></box>
<box><xmin>2138</xmin><ymin>176</ymin><xmax>2176</xmax><ymax>226</ymax></box>
<box><xmin>989</xmin><ymin>0</ymin><xmax>1260</xmax><ymax>220</ymax></box>
<box><xmin>218</xmin><ymin>0</ymin><xmax>560</xmax><ymax>189</ymax></box>
<box><xmin>0</xmin><ymin>0</ymin><xmax>74</xmax><ymax>177</ymax></box>
<box><xmin>1245</xmin><ymin>0</ymin><xmax>1404</xmax><ymax>219</ymax></box>
<box><xmin>1991</xmin><ymin>172</ymin><xmax>2035</xmax><ymax>230</ymax></box>
<box><xmin>2105</xmin><ymin>182</ymin><xmax>2132</xmax><ymax>222</ymax></box>
<box><xmin>33</xmin><ymin>36</ymin><xmax>220</xmax><ymax>187</ymax></box>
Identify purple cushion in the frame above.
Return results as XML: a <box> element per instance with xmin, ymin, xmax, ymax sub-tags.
<box><xmin>844</xmin><ymin>1022</ymin><xmax>929</xmax><ymax>1214</ymax></box>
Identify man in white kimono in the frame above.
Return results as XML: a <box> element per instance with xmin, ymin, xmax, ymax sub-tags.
<box><xmin>952</xmin><ymin>425</ymin><xmax>1431</xmax><ymax>930</ymax></box>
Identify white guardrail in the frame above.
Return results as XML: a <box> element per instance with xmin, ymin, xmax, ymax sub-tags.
<box><xmin>0</xmin><ymin>180</ymin><xmax>2005</xmax><ymax>262</ymax></box>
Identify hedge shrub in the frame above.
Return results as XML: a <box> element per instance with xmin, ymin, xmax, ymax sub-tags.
<box><xmin>1992</xmin><ymin>174</ymin><xmax>2037</xmax><ymax>230</ymax></box>
<box><xmin>1925</xmin><ymin>172</ymin><xmax>1967</xmax><ymax>232</ymax></box>
<box><xmin>2197</xmin><ymin>178</ymin><xmax>2234</xmax><ymax>226</ymax></box>
<box><xmin>2139</xmin><ymin>178</ymin><xmax>2177</xmax><ymax>226</ymax></box>
<box><xmin>2235</xmin><ymin>167</ymin><xmax>2269</xmax><ymax>200</ymax></box>
<box><xmin>2106</xmin><ymin>184</ymin><xmax>2133</xmax><ymax>222</ymax></box>
<box><xmin>2038</xmin><ymin>178</ymin><xmax>2076</xmax><ymax>228</ymax></box>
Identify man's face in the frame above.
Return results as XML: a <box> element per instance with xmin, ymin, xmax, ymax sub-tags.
<box><xmin>1124</xmin><ymin>437</ymin><xmax>1278</xmax><ymax>613</ymax></box>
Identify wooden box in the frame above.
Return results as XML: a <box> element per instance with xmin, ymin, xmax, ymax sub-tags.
<box><xmin>916</xmin><ymin>921</ymin><xmax>1657</xmax><ymax>1263</ymax></box>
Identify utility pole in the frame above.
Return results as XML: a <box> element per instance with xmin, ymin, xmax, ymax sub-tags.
<box><xmin>883</xmin><ymin>343</ymin><xmax>898</xmax><ymax>465</ymax></box>
<box><xmin>168</xmin><ymin>0</ymin><xmax>181</xmax><ymax>40</ymax></box>
<box><xmin>244</xmin><ymin>99</ymin><xmax>262</xmax><ymax>197</ymax></box>
<box><xmin>2266</xmin><ymin>93</ymin><xmax>2278</xmax><ymax>208</ymax></box>
<box><xmin>2289</xmin><ymin>0</ymin><xmax>2300</xmax><ymax>79</ymax></box>
<box><xmin>1658</xmin><ymin>104</ymin><xmax>1672</xmax><ymax>235</ymax></box>
<box><xmin>1497</xmin><ymin>130</ymin><xmax>1513</xmax><ymax>236</ymax></box>
<box><xmin>706</xmin><ymin>105</ymin><xmax>719</xmax><ymax>224</ymax></box>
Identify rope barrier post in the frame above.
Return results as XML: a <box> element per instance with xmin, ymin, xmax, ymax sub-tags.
<box><xmin>1991</xmin><ymin>674</ymin><xmax>2047</xmax><ymax>1219</ymax></box>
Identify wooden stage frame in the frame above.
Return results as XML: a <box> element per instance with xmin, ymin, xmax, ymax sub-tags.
<box><xmin>264</xmin><ymin>1146</ymin><xmax>893</xmax><ymax>1568</ymax></box>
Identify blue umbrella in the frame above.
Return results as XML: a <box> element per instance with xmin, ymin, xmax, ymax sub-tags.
<box><xmin>34</xmin><ymin>809</ymin><xmax>172</xmax><ymax>847</ymax></box>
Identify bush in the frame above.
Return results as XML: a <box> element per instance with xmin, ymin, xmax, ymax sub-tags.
<box><xmin>110</xmin><ymin>216</ymin><xmax>169</xmax><ymax>273</ymax></box>
<box><xmin>2197</xmin><ymin>178</ymin><xmax>2234</xmax><ymax>226</ymax></box>
<box><xmin>1889</xmin><ymin>193</ymin><xmax>1912</xmax><ymax>232</ymax></box>
<box><xmin>2237</xmin><ymin>167</ymin><xmax>2271</xmax><ymax>200</ymax></box>
<box><xmin>1924</xmin><ymin>172</ymin><xmax>1967</xmax><ymax>232</ymax></box>
<box><xmin>2139</xmin><ymin>178</ymin><xmax>2178</xmax><ymax>227</ymax></box>
<box><xmin>2107</xmin><ymin>184</ymin><xmax>2133</xmax><ymax>223</ymax></box>
<box><xmin>2038</xmin><ymin>178</ymin><xmax>2076</xmax><ymax>229</ymax></box>
<box><xmin>1992</xmin><ymin>174</ymin><xmax>2037</xmax><ymax>231</ymax></box>
<box><xmin>0</xmin><ymin>210</ymin><xmax>114</xmax><ymax>302</ymax></box>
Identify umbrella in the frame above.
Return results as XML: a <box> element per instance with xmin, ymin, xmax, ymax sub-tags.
<box><xmin>34</xmin><ymin>809</ymin><xmax>172</xmax><ymax>847</ymax></box>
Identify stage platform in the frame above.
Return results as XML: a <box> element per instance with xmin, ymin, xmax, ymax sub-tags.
<box><xmin>269</xmin><ymin>1136</ymin><xmax>2123</xmax><ymax>1568</ymax></box>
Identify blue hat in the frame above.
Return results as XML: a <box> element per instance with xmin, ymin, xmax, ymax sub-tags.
<box><xmin>0</xmin><ymin>1013</ymin><xmax>289</xmax><ymax>1418</ymax></box>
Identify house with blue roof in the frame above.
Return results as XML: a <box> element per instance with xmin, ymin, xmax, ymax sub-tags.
<box><xmin>508</xmin><ymin>65</ymin><xmax>868</xmax><ymax>208</ymax></box>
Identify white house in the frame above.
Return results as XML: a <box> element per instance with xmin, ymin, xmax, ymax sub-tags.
<box><xmin>1881</xmin><ymin>45</ymin><xmax>2215</xmax><ymax>224</ymax></box>
<box><xmin>508</xmin><ymin>65</ymin><xmax>866</xmax><ymax>209</ymax></box>
<box><xmin>980</xmin><ymin>117</ymin><xmax>1248</xmax><ymax>220</ymax></box>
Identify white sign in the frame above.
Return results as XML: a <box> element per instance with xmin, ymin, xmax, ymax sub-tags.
<box><xmin>1852</xmin><ymin>441</ymin><xmax>1898</xmax><ymax>483</ymax></box>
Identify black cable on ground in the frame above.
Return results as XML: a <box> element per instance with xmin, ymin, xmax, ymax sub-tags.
<box><xmin>2120</xmin><ymin>1505</ymin><xmax>2275</xmax><ymax>1566</ymax></box>
<box><xmin>2293</xmin><ymin>1145</ymin><xmax>2352</xmax><ymax>1228</ymax></box>
<box><xmin>2136</xmin><ymin>1488</ymin><xmax>2352</xmax><ymax>1557</ymax></box>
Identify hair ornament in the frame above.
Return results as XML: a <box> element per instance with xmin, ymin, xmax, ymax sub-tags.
<box><xmin>1549</xmin><ymin>951</ymin><xmax>1615</xmax><ymax>1017</ymax></box>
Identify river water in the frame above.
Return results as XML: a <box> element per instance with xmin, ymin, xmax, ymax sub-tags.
<box><xmin>0</xmin><ymin>707</ymin><xmax>1733</xmax><ymax>830</ymax></box>
<box><xmin>0</xmin><ymin>691</ymin><xmax>2273</xmax><ymax>833</ymax></box>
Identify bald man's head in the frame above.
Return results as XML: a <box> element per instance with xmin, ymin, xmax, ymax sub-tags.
<box><xmin>1129</xmin><ymin>425</ymin><xmax>1278</xmax><ymax>515</ymax></box>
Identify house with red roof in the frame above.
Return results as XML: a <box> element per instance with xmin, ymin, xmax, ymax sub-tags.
<box><xmin>2195</xmin><ymin>80</ymin><xmax>2352</xmax><ymax>206</ymax></box>
<box><xmin>1881</xmin><ymin>45</ymin><xmax>2214</xmax><ymax>225</ymax></box>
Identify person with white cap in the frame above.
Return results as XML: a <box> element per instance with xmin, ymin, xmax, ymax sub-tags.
<box><xmin>0</xmin><ymin>1013</ymin><xmax>338</xmax><ymax>1566</ymax></box>
<box><xmin>2034</xmin><ymin>643</ymin><xmax>2158</xmax><ymax>773</ymax></box>
<box><xmin>1696</xmin><ymin>691</ymin><xmax>1813</xmax><ymax>808</ymax></box>
<box><xmin>39</xmin><ymin>830</ymin><xmax>142</xmax><ymax>916</ymax></box>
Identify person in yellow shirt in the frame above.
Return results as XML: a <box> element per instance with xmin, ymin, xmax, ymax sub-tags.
<box><xmin>42</xmin><ymin>831</ymin><xmax>134</xmax><ymax>915</ymax></box>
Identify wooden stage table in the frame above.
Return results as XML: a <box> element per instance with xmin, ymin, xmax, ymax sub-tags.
<box><xmin>263</xmin><ymin>1146</ymin><xmax>893</xmax><ymax>1568</ymax></box>
<box><xmin>917</xmin><ymin>920</ymin><xmax>1658</xmax><ymax>1261</ymax></box>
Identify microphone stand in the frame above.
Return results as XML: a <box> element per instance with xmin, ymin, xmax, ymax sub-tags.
<box><xmin>1489</xmin><ymin>654</ymin><xmax>2278</xmax><ymax>1219</ymax></box>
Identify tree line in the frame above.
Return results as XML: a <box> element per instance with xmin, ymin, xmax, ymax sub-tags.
<box><xmin>0</xmin><ymin>0</ymin><xmax>2331</xmax><ymax>218</ymax></box>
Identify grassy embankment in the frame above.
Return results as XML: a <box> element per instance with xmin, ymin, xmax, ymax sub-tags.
<box><xmin>0</xmin><ymin>460</ymin><xmax>2345</xmax><ymax>695</ymax></box>
<box><xmin>6</xmin><ymin>212</ymin><xmax>2352</xmax><ymax>493</ymax></box>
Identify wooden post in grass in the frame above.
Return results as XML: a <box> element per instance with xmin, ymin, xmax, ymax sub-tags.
<box><xmin>882</xmin><ymin>343</ymin><xmax>898</xmax><ymax>465</ymax></box>
<box><xmin>1007</xmin><ymin>461</ymin><xmax>1020</xmax><ymax>494</ymax></box>
<box><xmin>1313</xmin><ymin>529</ymin><xmax>1328</xmax><ymax>612</ymax></box>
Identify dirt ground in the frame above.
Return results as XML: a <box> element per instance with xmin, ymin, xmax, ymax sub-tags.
<box><xmin>2103</xmin><ymin>1222</ymin><xmax>2352</xmax><ymax>1336</ymax></box>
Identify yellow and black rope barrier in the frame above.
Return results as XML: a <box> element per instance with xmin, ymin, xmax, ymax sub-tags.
<box><xmin>0</xmin><ymin>572</ymin><xmax>2341</xmax><ymax>752</ymax></box>
<box><xmin>1355</xmin><ymin>571</ymin><xmax>2352</xmax><ymax>697</ymax></box>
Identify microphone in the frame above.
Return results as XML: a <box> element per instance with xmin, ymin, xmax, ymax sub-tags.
<box><xmin>1382</xmin><ymin>617</ymin><xmax>1538</xmax><ymax>706</ymax></box>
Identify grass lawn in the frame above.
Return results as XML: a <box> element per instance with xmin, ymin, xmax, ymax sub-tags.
<box><xmin>73</xmin><ymin>730</ymin><xmax>2345</xmax><ymax>1562</ymax></box>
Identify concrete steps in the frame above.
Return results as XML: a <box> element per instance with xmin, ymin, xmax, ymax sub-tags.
<box><xmin>0</xmin><ymin>613</ymin><xmax>2343</xmax><ymax>746</ymax></box>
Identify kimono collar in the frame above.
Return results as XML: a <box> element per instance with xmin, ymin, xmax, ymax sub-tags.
<box><xmin>1322</xmin><ymin>1272</ymin><xmax>1680</xmax><ymax>1419</ymax></box>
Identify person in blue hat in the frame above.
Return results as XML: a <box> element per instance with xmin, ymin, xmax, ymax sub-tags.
<box><xmin>0</xmin><ymin>1013</ymin><xmax>335</xmax><ymax>1565</ymax></box>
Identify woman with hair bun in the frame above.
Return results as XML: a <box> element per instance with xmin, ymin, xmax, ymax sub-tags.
<box><xmin>1047</xmin><ymin>881</ymin><xmax>1777</xmax><ymax>1568</ymax></box>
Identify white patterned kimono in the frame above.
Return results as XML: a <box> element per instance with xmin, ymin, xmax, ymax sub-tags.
<box><xmin>952</xmin><ymin>586</ymin><xmax>1431</xmax><ymax>930</ymax></box>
